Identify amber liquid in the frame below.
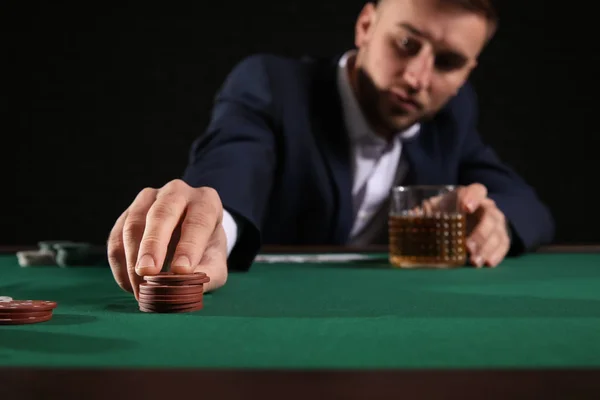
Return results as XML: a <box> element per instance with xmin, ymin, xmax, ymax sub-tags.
<box><xmin>388</xmin><ymin>212</ymin><xmax>467</xmax><ymax>268</ymax></box>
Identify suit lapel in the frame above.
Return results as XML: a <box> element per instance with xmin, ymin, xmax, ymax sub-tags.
<box><xmin>308</xmin><ymin>56</ymin><xmax>354</xmax><ymax>244</ymax></box>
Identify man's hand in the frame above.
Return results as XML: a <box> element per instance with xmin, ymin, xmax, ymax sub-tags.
<box><xmin>457</xmin><ymin>184</ymin><xmax>510</xmax><ymax>268</ymax></box>
<box><xmin>106</xmin><ymin>179</ymin><xmax>228</xmax><ymax>299</ymax></box>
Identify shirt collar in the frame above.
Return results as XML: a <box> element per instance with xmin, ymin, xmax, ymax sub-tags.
<box><xmin>336</xmin><ymin>50</ymin><xmax>420</xmax><ymax>147</ymax></box>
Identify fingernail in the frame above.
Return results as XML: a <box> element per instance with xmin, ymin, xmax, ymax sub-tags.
<box><xmin>466</xmin><ymin>201</ymin><xmax>476</xmax><ymax>212</ymax></box>
<box><xmin>474</xmin><ymin>256</ymin><xmax>483</xmax><ymax>267</ymax></box>
<box><xmin>172</xmin><ymin>256</ymin><xmax>191</xmax><ymax>269</ymax></box>
<box><xmin>136</xmin><ymin>254</ymin><xmax>155</xmax><ymax>274</ymax></box>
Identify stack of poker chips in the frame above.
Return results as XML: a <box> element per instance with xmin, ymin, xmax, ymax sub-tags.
<box><xmin>0</xmin><ymin>298</ymin><xmax>57</xmax><ymax>325</ymax></box>
<box><xmin>137</xmin><ymin>272</ymin><xmax>210</xmax><ymax>313</ymax></box>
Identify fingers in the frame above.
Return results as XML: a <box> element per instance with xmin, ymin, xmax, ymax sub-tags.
<box><xmin>479</xmin><ymin>203</ymin><xmax>509</xmax><ymax>267</ymax></box>
<box><xmin>487</xmin><ymin>238</ymin><xmax>510</xmax><ymax>267</ymax></box>
<box><xmin>470</xmin><ymin>232</ymin><xmax>499</xmax><ymax>268</ymax></box>
<box><xmin>466</xmin><ymin>199</ymin><xmax>509</xmax><ymax>268</ymax></box>
<box><xmin>421</xmin><ymin>195</ymin><xmax>442</xmax><ymax>214</ymax></box>
<box><xmin>192</xmin><ymin>223</ymin><xmax>228</xmax><ymax>293</ymax></box>
<box><xmin>134</xmin><ymin>182</ymin><xmax>189</xmax><ymax>277</ymax></box>
<box><xmin>417</xmin><ymin>190</ymin><xmax>460</xmax><ymax>215</ymax></box>
<box><xmin>409</xmin><ymin>194</ymin><xmax>447</xmax><ymax>215</ymax></box>
<box><xmin>123</xmin><ymin>188</ymin><xmax>158</xmax><ymax>299</ymax></box>
<box><xmin>170</xmin><ymin>187</ymin><xmax>223</xmax><ymax>274</ymax></box>
<box><xmin>478</xmin><ymin>231</ymin><xmax>509</xmax><ymax>267</ymax></box>
<box><xmin>458</xmin><ymin>183</ymin><xmax>488</xmax><ymax>213</ymax></box>
<box><xmin>107</xmin><ymin>209</ymin><xmax>131</xmax><ymax>293</ymax></box>
<box><xmin>466</xmin><ymin>200</ymin><xmax>495</xmax><ymax>259</ymax></box>
<box><xmin>108</xmin><ymin>179</ymin><xmax>228</xmax><ymax>297</ymax></box>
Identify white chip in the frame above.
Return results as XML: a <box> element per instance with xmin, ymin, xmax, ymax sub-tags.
<box><xmin>0</xmin><ymin>296</ymin><xmax>13</xmax><ymax>302</ymax></box>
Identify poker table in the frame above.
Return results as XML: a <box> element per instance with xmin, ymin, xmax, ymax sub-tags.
<box><xmin>1</xmin><ymin>245</ymin><xmax>600</xmax><ymax>399</ymax></box>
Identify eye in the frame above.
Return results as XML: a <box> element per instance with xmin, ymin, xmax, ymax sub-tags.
<box><xmin>396</xmin><ymin>36</ymin><xmax>422</xmax><ymax>56</ymax></box>
<box><xmin>434</xmin><ymin>52</ymin><xmax>467</xmax><ymax>71</ymax></box>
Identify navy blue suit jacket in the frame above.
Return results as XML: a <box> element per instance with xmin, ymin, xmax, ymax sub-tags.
<box><xmin>182</xmin><ymin>53</ymin><xmax>555</xmax><ymax>271</ymax></box>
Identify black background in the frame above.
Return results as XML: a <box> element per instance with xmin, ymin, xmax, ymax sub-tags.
<box><xmin>3</xmin><ymin>1</ymin><xmax>598</xmax><ymax>246</ymax></box>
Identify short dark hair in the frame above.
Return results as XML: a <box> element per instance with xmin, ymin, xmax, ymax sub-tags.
<box><xmin>375</xmin><ymin>0</ymin><xmax>499</xmax><ymax>39</ymax></box>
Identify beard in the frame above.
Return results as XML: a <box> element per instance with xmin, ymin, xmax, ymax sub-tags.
<box><xmin>353</xmin><ymin>66</ymin><xmax>431</xmax><ymax>137</ymax></box>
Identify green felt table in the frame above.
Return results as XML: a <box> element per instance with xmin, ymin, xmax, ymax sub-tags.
<box><xmin>1</xmin><ymin>245</ymin><xmax>600</xmax><ymax>399</ymax></box>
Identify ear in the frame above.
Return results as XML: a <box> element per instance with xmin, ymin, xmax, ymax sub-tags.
<box><xmin>354</xmin><ymin>3</ymin><xmax>377</xmax><ymax>48</ymax></box>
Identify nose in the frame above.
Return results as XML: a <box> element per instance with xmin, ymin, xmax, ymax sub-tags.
<box><xmin>402</xmin><ymin>49</ymin><xmax>433</xmax><ymax>93</ymax></box>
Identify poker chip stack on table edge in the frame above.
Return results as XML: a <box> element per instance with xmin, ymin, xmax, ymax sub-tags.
<box><xmin>16</xmin><ymin>241</ymin><xmax>108</xmax><ymax>267</ymax></box>
<box><xmin>0</xmin><ymin>299</ymin><xmax>57</xmax><ymax>325</ymax></box>
<box><xmin>138</xmin><ymin>272</ymin><xmax>210</xmax><ymax>313</ymax></box>
<box><xmin>16</xmin><ymin>248</ymin><xmax>55</xmax><ymax>267</ymax></box>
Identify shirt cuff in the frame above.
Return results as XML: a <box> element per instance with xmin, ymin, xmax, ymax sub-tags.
<box><xmin>222</xmin><ymin>209</ymin><xmax>239</xmax><ymax>256</ymax></box>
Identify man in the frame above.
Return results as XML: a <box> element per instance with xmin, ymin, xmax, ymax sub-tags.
<box><xmin>107</xmin><ymin>0</ymin><xmax>555</xmax><ymax>298</ymax></box>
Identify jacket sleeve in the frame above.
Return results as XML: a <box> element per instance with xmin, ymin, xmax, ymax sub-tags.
<box><xmin>455</xmin><ymin>83</ymin><xmax>555</xmax><ymax>255</ymax></box>
<box><xmin>181</xmin><ymin>55</ymin><xmax>279</xmax><ymax>271</ymax></box>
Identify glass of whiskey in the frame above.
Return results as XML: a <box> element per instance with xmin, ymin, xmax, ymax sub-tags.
<box><xmin>388</xmin><ymin>185</ymin><xmax>467</xmax><ymax>268</ymax></box>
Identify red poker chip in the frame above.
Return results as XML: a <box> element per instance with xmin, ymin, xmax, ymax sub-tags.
<box><xmin>0</xmin><ymin>310</ymin><xmax>52</xmax><ymax>318</ymax></box>
<box><xmin>138</xmin><ymin>300</ymin><xmax>203</xmax><ymax>310</ymax></box>
<box><xmin>139</xmin><ymin>294</ymin><xmax>203</xmax><ymax>304</ymax></box>
<box><xmin>143</xmin><ymin>272</ymin><xmax>210</xmax><ymax>284</ymax></box>
<box><xmin>143</xmin><ymin>279</ymin><xmax>207</xmax><ymax>286</ymax></box>
<box><xmin>139</xmin><ymin>302</ymin><xmax>203</xmax><ymax>313</ymax></box>
<box><xmin>0</xmin><ymin>313</ymin><xmax>53</xmax><ymax>325</ymax></box>
<box><xmin>139</xmin><ymin>283</ymin><xmax>204</xmax><ymax>295</ymax></box>
<box><xmin>0</xmin><ymin>300</ymin><xmax>57</xmax><ymax>312</ymax></box>
<box><xmin>137</xmin><ymin>272</ymin><xmax>209</xmax><ymax>313</ymax></box>
<box><xmin>138</xmin><ymin>295</ymin><xmax>203</xmax><ymax>305</ymax></box>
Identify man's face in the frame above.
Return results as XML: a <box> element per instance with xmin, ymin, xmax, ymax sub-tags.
<box><xmin>351</xmin><ymin>0</ymin><xmax>490</xmax><ymax>135</ymax></box>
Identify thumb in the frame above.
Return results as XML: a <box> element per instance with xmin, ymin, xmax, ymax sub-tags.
<box><xmin>458</xmin><ymin>184</ymin><xmax>488</xmax><ymax>213</ymax></box>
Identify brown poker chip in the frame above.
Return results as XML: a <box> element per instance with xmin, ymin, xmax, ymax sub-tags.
<box><xmin>0</xmin><ymin>313</ymin><xmax>53</xmax><ymax>325</ymax></box>
<box><xmin>138</xmin><ymin>292</ymin><xmax>203</xmax><ymax>301</ymax></box>
<box><xmin>138</xmin><ymin>294</ymin><xmax>203</xmax><ymax>305</ymax></box>
<box><xmin>0</xmin><ymin>300</ymin><xmax>57</xmax><ymax>312</ymax></box>
<box><xmin>139</xmin><ymin>283</ymin><xmax>204</xmax><ymax>296</ymax></box>
<box><xmin>0</xmin><ymin>310</ymin><xmax>52</xmax><ymax>318</ymax></box>
<box><xmin>143</xmin><ymin>279</ymin><xmax>208</xmax><ymax>286</ymax></box>
<box><xmin>143</xmin><ymin>272</ymin><xmax>210</xmax><ymax>284</ymax></box>
<box><xmin>138</xmin><ymin>272</ymin><xmax>208</xmax><ymax>313</ymax></box>
<box><xmin>139</xmin><ymin>302</ymin><xmax>204</xmax><ymax>313</ymax></box>
<box><xmin>138</xmin><ymin>299</ymin><xmax>203</xmax><ymax>310</ymax></box>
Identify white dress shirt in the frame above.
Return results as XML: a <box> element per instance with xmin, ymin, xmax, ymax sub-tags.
<box><xmin>221</xmin><ymin>50</ymin><xmax>419</xmax><ymax>255</ymax></box>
